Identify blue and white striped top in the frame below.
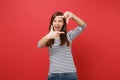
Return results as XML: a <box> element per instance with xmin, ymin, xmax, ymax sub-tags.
<box><xmin>48</xmin><ymin>25</ymin><xmax>86</xmax><ymax>74</ymax></box>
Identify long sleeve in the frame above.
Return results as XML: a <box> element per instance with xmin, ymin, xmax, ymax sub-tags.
<box><xmin>67</xmin><ymin>24</ymin><xmax>87</xmax><ymax>42</ymax></box>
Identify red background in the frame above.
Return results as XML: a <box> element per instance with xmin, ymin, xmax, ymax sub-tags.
<box><xmin>0</xmin><ymin>0</ymin><xmax>120</xmax><ymax>80</ymax></box>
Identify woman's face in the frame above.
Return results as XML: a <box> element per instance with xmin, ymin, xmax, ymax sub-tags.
<box><xmin>52</xmin><ymin>16</ymin><xmax>64</xmax><ymax>31</ymax></box>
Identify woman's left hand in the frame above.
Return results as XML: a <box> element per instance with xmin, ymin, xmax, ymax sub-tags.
<box><xmin>63</xmin><ymin>11</ymin><xmax>86</xmax><ymax>26</ymax></box>
<box><xmin>63</xmin><ymin>11</ymin><xmax>74</xmax><ymax>23</ymax></box>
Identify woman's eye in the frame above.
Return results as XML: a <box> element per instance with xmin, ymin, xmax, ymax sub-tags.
<box><xmin>53</xmin><ymin>20</ymin><xmax>56</xmax><ymax>22</ymax></box>
<box><xmin>59</xmin><ymin>20</ymin><xmax>62</xmax><ymax>22</ymax></box>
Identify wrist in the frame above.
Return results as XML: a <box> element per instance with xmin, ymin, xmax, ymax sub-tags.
<box><xmin>71</xmin><ymin>14</ymin><xmax>76</xmax><ymax>20</ymax></box>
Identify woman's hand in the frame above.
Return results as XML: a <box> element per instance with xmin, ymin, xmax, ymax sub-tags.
<box><xmin>63</xmin><ymin>11</ymin><xmax>74</xmax><ymax>23</ymax></box>
<box><xmin>63</xmin><ymin>11</ymin><xmax>86</xmax><ymax>26</ymax></box>
<box><xmin>46</xmin><ymin>25</ymin><xmax>64</xmax><ymax>39</ymax></box>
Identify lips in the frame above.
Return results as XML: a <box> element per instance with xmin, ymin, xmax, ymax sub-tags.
<box><xmin>54</xmin><ymin>26</ymin><xmax>60</xmax><ymax>31</ymax></box>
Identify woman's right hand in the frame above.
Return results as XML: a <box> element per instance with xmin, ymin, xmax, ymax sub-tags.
<box><xmin>46</xmin><ymin>25</ymin><xmax>64</xmax><ymax>39</ymax></box>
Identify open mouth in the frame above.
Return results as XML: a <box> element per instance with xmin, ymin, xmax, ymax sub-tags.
<box><xmin>54</xmin><ymin>26</ymin><xmax>60</xmax><ymax>31</ymax></box>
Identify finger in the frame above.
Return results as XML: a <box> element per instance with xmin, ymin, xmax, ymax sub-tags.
<box><xmin>66</xmin><ymin>17</ymin><xmax>70</xmax><ymax>24</ymax></box>
<box><xmin>66</xmin><ymin>13</ymin><xmax>72</xmax><ymax>24</ymax></box>
<box><xmin>63</xmin><ymin>11</ymin><xmax>69</xmax><ymax>18</ymax></box>
<box><xmin>63</xmin><ymin>14</ymin><xmax>68</xmax><ymax>18</ymax></box>
<box><xmin>50</xmin><ymin>25</ymin><xmax>53</xmax><ymax>31</ymax></box>
<box><xmin>57</xmin><ymin>31</ymin><xmax>65</xmax><ymax>34</ymax></box>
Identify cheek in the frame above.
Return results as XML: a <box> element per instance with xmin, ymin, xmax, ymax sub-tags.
<box><xmin>52</xmin><ymin>22</ymin><xmax>55</xmax><ymax>25</ymax></box>
<box><xmin>60</xmin><ymin>26</ymin><xmax>64</xmax><ymax>31</ymax></box>
<box><xmin>60</xmin><ymin>22</ymin><xmax>64</xmax><ymax>26</ymax></box>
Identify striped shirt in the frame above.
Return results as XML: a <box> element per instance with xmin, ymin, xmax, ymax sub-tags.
<box><xmin>48</xmin><ymin>25</ymin><xmax>86</xmax><ymax>73</ymax></box>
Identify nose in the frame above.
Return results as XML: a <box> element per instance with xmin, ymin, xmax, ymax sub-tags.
<box><xmin>55</xmin><ymin>21</ymin><xmax>60</xmax><ymax>25</ymax></box>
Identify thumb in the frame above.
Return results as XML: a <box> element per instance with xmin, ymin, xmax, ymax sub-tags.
<box><xmin>66</xmin><ymin>17</ymin><xmax>70</xmax><ymax>24</ymax></box>
<box><xmin>66</xmin><ymin>13</ymin><xmax>72</xmax><ymax>24</ymax></box>
<box><xmin>50</xmin><ymin>25</ymin><xmax>53</xmax><ymax>31</ymax></box>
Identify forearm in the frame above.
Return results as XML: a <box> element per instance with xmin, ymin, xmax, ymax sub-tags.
<box><xmin>72</xmin><ymin>14</ymin><xmax>87</xmax><ymax>27</ymax></box>
<box><xmin>38</xmin><ymin>35</ymin><xmax>50</xmax><ymax>48</ymax></box>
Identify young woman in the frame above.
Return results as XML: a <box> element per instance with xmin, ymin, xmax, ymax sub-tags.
<box><xmin>38</xmin><ymin>11</ymin><xmax>87</xmax><ymax>80</ymax></box>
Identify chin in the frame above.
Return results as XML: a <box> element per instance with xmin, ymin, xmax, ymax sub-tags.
<box><xmin>55</xmin><ymin>30</ymin><xmax>60</xmax><ymax>31</ymax></box>
<box><xmin>54</xmin><ymin>28</ymin><xmax>61</xmax><ymax>31</ymax></box>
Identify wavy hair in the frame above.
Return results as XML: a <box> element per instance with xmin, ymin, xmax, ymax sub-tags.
<box><xmin>46</xmin><ymin>12</ymin><xmax>70</xmax><ymax>47</ymax></box>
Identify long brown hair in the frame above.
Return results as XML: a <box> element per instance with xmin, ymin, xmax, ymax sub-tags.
<box><xmin>46</xmin><ymin>12</ymin><xmax>70</xmax><ymax>47</ymax></box>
